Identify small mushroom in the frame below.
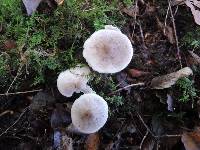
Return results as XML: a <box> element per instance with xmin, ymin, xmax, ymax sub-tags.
<box><xmin>83</xmin><ymin>25</ymin><xmax>134</xmax><ymax>73</ymax></box>
<box><xmin>71</xmin><ymin>93</ymin><xmax>108</xmax><ymax>134</ymax></box>
<box><xmin>57</xmin><ymin>66</ymin><xmax>93</xmax><ymax>97</ymax></box>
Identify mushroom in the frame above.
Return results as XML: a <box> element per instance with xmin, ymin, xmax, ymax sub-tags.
<box><xmin>71</xmin><ymin>93</ymin><xmax>108</xmax><ymax>134</ymax></box>
<box><xmin>83</xmin><ymin>25</ymin><xmax>134</xmax><ymax>73</ymax></box>
<box><xmin>57</xmin><ymin>66</ymin><xmax>93</xmax><ymax>97</ymax></box>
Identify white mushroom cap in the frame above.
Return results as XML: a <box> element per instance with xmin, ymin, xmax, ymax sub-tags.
<box><xmin>71</xmin><ymin>93</ymin><xmax>108</xmax><ymax>134</ymax></box>
<box><xmin>57</xmin><ymin>66</ymin><xmax>93</xmax><ymax>97</ymax></box>
<box><xmin>83</xmin><ymin>25</ymin><xmax>133</xmax><ymax>73</ymax></box>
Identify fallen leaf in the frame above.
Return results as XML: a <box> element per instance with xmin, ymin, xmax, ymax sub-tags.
<box><xmin>51</xmin><ymin>103</ymin><xmax>71</xmax><ymax>129</ymax></box>
<box><xmin>189</xmin><ymin>51</ymin><xmax>200</xmax><ymax>64</ymax></box>
<box><xmin>185</xmin><ymin>0</ymin><xmax>200</xmax><ymax>25</ymax></box>
<box><xmin>128</xmin><ymin>68</ymin><xmax>150</xmax><ymax>78</ymax></box>
<box><xmin>152</xmin><ymin>115</ymin><xmax>165</xmax><ymax>136</ymax></box>
<box><xmin>182</xmin><ymin>130</ymin><xmax>200</xmax><ymax>150</ymax></box>
<box><xmin>23</xmin><ymin>0</ymin><xmax>42</xmax><ymax>15</ymax></box>
<box><xmin>85</xmin><ymin>133</ymin><xmax>100</xmax><ymax>150</ymax></box>
<box><xmin>4</xmin><ymin>40</ymin><xmax>17</xmax><ymax>50</ymax></box>
<box><xmin>55</xmin><ymin>0</ymin><xmax>64</xmax><ymax>5</ymax></box>
<box><xmin>30</xmin><ymin>92</ymin><xmax>55</xmax><ymax>111</ymax></box>
<box><xmin>151</xmin><ymin>67</ymin><xmax>193</xmax><ymax>89</ymax></box>
<box><xmin>167</xmin><ymin>94</ymin><xmax>174</xmax><ymax>112</ymax></box>
<box><xmin>156</xmin><ymin>17</ymin><xmax>175</xmax><ymax>44</ymax></box>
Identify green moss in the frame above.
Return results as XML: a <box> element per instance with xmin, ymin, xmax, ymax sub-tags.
<box><xmin>181</xmin><ymin>27</ymin><xmax>200</xmax><ymax>49</ymax></box>
<box><xmin>176</xmin><ymin>77</ymin><xmax>197</xmax><ymax>103</ymax></box>
<box><xmin>0</xmin><ymin>0</ymin><xmax>127</xmax><ymax>92</ymax></box>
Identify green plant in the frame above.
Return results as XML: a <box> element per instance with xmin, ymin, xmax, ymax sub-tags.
<box><xmin>181</xmin><ymin>27</ymin><xmax>200</xmax><ymax>49</ymax></box>
<box><xmin>176</xmin><ymin>77</ymin><xmax>197</xmax><ymax>103</ymax></box>
<box><xmin>105</xmin><ymin>95</ymin><xmax>124</xmax><ymax>106</ymax></box>
<box><xmin>123</xmin><ymin>0</ymin><xmax>134</xmax><ymax>6</ymax></box>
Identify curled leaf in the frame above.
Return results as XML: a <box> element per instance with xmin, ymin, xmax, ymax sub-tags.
<box><xmin>151</xmin><ymin>67</ymin><xmax>193</xmax><ymax>89</ymax></box>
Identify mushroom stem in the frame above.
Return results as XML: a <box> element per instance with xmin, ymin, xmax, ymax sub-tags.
<box><xmin>81</xmin><ymin>85</ymin><xmax>95</xmax><ymax>94</ymax></box>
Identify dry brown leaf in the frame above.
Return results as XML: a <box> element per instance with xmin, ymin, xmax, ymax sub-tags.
<box><xmin>182</xmin><ymin>130</ymin><xmax>200</xmax><ymax>150</ymax></box>
<box><xmin>128</xmin><ymin>68</ymin><xmax>150</xmax><ymax>78</ymax></box>
<box><xmin>55</xmin><ymin>0</ymin><xmax>64</xmax><ymax>5</ymax></box>
<box><xmin>85</xmin><ymin>133</ymin><xmax>100</xmax><ymax>150</ymax></box>
<box><xmin>189</xmin><ymin>51</ymin><xmax>200</xmax><ymax>64</ymax></box>
<box><xmin>185</xmin><ymin>0</ymin><xmax>200</xmax><ymax>25</ymax></box>
<box><xmin>4</xmin><ymin>40</ymin><xmax>17</xmax><ymax>50</ymax></box>
<box><xmin>156</xmin><ymin>17</ymin><xmax>175</xmax><ymax>44</ymax></box>
<box><xmin>151</xmin><ymin>67</ymin><xmax>193</xmax><ymax>89</ymax></box>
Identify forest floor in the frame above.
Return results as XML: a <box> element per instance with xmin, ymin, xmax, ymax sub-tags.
<box><xmin>0</xmin><ymin>0</ymin><xmax>200</xmax><ymax>149</ymax></box>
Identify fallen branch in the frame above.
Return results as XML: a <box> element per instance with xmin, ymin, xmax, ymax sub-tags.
<box><xmin>109</xmin><ymin>82</ymin><xmax>145</xmax><ymax>95</ymax></box>
<box><xmin>0</xmin><ymin>89</ymin><xmax>43</xmax><ymax>96</ymax></box>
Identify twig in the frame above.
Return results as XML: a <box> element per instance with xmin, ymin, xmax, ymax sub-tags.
<box><xmin>136</xmin><ymin>112</ymin><xmax>156</xmax><ymax>138</ymax></box>
<box><xmin>131</xmin><ymin>0</ymin><xmax>138</xmax><ymax>37</ymax></box>
<box><xmin>109</xmin><ymin>82</ymin><xmax>145</xmax><ymax>95</ymax></box>
<box><xmin>0</xmin><ymin>106</ymin><xmax>29</xmax><ymax>137</ymax></box>
<box><xmin>6</xmin><ymin>64</ymin><xmax>23</xmax><ymax>94</ymax></box>
<box><xmin>0</xmin><ymin>89</ymin><xmax>42</xmax><ymax>96</ymax></box>
<box><xmin>138</xmin><ymin>21</ymin><xmax>145</xmax><ymax>46</ymax></box>
<box><xmin>164</xmin><ymin>4</ymin><xmax>170</xmax><ymax>35</ymax></box>
<box><xmin>155</xmin><ymin>134</ymin><xmax>182</xmax><ymax>138</ymax></box>
<box><xmin>0</xmin><ymin>110</ymin><xmax>14</xmax><ymax>117</ymax></box>
<box><xmin>140</xmin><ymin>130</ymin><xmax>149</xmax><ymax>149</ymax></box>
<box><xmin>168</xmin><ymin>0</ymin><xmax>182</xmax><ymax>68</ymax></box>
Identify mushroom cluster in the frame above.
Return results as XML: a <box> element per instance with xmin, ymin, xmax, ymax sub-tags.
<box><xmin>57</xmin><ymin>25</ymin><xmax>133</xmax><ymax>134</ymax></box>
